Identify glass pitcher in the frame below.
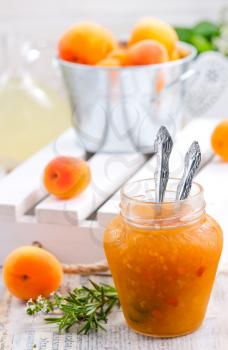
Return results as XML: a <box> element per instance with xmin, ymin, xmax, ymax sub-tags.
<box><xmin>0</xmin><ymin>35</ymin><xmax>72</xmax><ymax>168</ymax></box>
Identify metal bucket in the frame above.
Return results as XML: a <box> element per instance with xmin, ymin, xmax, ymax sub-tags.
<box><xmin>59</xmin><ymin>42</ymin><xmax>197</xmax><ymax>154</ymax></box>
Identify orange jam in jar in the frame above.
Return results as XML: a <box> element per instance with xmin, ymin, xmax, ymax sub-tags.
<box><xmin>104</xmin><ymin>179</ymin><xmax>223</xmax><ymax>337</ymax></box>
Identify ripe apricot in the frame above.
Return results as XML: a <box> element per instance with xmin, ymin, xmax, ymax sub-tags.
<box><xmin>107</xmin><ymin>48</ymin><xmax>131</xmax><ymax>66</ymax></box>
<box><xmin>211</xmin><ymin>120</ymin><xmax>228</xmax><ymax>161</ymax></box>
<box><xmin>170</xmin><ymin>47</ymin><xmax>180</xmax><ymax>61</ymax></box>
<box><xmin>58</xmin><ymin>22</ymin><xmax>117</xmax><ymax>65</ymax></box>
<box><xmin>127</xmin><ymin>39</ymin><xmax>168</xmax><ymax>65</ymax></box>
<box><xmin>129</xmin><ymin>17</ymin><xmax>178</xmax><ymax>56</ymax></box>
<box><xmin>171</xmin><ymin>45</ymin><xmax>189</xmax><ymax>61</ymax></box>
<box><xmin>44</xmin><ymin>156</ymin><xmax>91</xmax><ymax>199</ymax></box>
<box><xmin>3</xmin><ymin>246</ymin><xmax>63</xmax><ymax>301</ymax></box>
<box><xmin>96</xmin><ymin>57</ymin><xmax>121</xmax><ymax>67</ymax></box>
<box><xmin>177</xmin><ymin>46</ymin><xmax>189</xmax><ymax>59</ymax></box>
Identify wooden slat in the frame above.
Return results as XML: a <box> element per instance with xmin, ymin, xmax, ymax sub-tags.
<box><xmin>0</xmin><ymin>167</ymin><xmax>6</xmax><ymax>180</ymax></box>
<box><xmin>195</xmin><ymin>158</ymin><xmax>228</xmax><ymax>267</ymax></box>
<box><xmin>35</xmin><ymin>153</ymin><xmax>145</xmax><ymax>225</ymax></box>
<box><xmin>0</xmin><ymin>219</ymin><xmax>104</xmax><ymax>264</ymax></box>
<box><xmin>97</xmin><ymin>118</ymin><xmax>218</xmax><ymax>226</ymax></box>
<box><xmin>0</xmin><ymin>129</ymin><xmax>84</xmax><ymax>222</ymax></box>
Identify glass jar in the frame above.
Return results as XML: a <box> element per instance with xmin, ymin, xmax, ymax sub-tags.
<box><xmin>104</xmin><ymin>178</ymin><xmax>223</xmax><ymax>337</ymax></box>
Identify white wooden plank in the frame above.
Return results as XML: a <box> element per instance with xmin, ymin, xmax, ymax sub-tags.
<box><xmin>0</xmin><ymin>128</ymin><xmax>84</xmax><ymax>222</ymax></box>
<box><xmin>195</xmin><ymin>157</ymin><xmax>228</xmax><ymax>268</ymax></box>
<box><xmin>97</xmin><ymin>118</ymin><xmax>218</xmax><ymax>226</ymax></box>
<box><xmin>35</xmin><ymin>153</ymin><xmax>145</xmax><ymax>225</ymax></box>
<box><xmin>0</xmin><ymin>167</ymin><xmax>6</xmax><ymax>180</ymax></box>
<box><xmin>0</xmin><ymin>219</ymin><xmax>104</xmax><ymax>265</ymax></box>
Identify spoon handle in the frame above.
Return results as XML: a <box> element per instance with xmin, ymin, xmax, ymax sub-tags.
<box><xmin>154</xmin><ymin>126</ymin><xmax>173</xmax><ymax>202</ymax></box>
<box><xmin>176</xmin><ymin>141</ymin><xmax>201</xmax><ymax>201</ymax></box>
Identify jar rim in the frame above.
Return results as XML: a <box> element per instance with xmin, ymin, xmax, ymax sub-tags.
<box><xmin>120</xmin><ymin>178</ymin><xmax>205</xmax><ymax>228</ymax></box>
<box><xmin>121</xmin><ymin>177</ymin><xmax>204</xmax><ymax>205</ymax></box>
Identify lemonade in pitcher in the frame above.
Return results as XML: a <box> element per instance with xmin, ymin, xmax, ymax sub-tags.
<box><xmin>0</xmin><ymin>36</ymin><xmax>72</xmax><ymax>167</ymax></box>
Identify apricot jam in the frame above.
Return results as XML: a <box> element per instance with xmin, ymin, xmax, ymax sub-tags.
<box><xmin>104</xmin><ymin>179</ymin><xmax>223</xmax><ymax>337</ymax></box>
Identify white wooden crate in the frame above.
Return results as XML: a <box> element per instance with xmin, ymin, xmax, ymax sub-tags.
<box><xmin>0</xmin><ymin>118</ymin><xmax>227</xmax><ymax>267</ymax></box>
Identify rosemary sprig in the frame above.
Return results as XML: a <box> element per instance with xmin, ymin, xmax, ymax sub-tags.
<box><xmin>26</xmin><ymin>280</ymin><xmax>119</xmax><ymax>335</ymax></box>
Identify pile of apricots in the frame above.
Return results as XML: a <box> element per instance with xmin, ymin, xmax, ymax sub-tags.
<box><xmin>58</xmin><ymin>17</ymin><xmax>189</xmax><ymax>67</ymax></box>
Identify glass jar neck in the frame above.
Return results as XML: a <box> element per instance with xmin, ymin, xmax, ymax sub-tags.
<box><xmin>0</xmin><ymin>35</ymin><xmax>30</xmax><ymax>80</ymax></box>
<box><xmin>120</xmin><ymin>178</ymin><xmax>206</xmax><ymax>229</ymax></box>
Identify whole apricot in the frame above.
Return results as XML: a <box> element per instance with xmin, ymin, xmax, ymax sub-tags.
<box><xmin>211</xmin><ymin>120</ymin><xmax>228</xmax><ymax>161</ymax></box>
<box><xmin>127</xmin><ymin>39</ymin><xmax>168</xmax><ymax>65</ymax></box>
<box><xmin>129</xmin><ymin>17</ymin><xmax>178</xmax><ymax>56</ymax></box>
<box><xmin>177</xmin><ymin>46</ymin><xmax>189</xmax><ymax>59</ymax></box>
<box><xmin>58</xmin><ymin>22</ymin><xmax>117</xmax><ymax>65</ymax></box>
<box><xmin>43</xmin><ymin>156</ymin><xmax>91</xmax><ymax>199</ymax></box>
<box><xmin>171</xmin><ymin>45</ymin><xmax>189</xmax><ymax>61</ymax></box>
<box><xmin>3</xmin><ymin>246</ymin><xmax>63</xmax><ymax>301</ymax></box>
<box><xmin>96</xmin><ymin>57</ymin><xmax>121</xmax><ymax>67</ymax></box>
<box><xmin>170</xmin><ymin>47</ymin><xmax>180</xmax><ymax>61</ymax></box>
<box><xmin>107</xmin><ymin>48</ymin><xmax>131</xmax><ymax>66</ymax></box>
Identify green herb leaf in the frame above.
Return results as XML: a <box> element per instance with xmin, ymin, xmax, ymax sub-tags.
<box><xmin>175</xmin><ymin>27</ymin><xmax>193</xmax><ymax>42</ymax></box>
<box><xmin>26</xmin><ymin>280</ymin><xmax>120</xmax><ymax>335</ymax></box>
<box><xmin>193</xmin><ymin>21</ymin><xmax>220</xmax><ymax>39</ymax></box>
<box><xmin>189</xmin><ymin>34</ymin><xmax>213</xmax><ymax>53</ymax></box>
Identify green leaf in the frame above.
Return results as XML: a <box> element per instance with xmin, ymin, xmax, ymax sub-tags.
<box><xmin>189</xmin><ymin>34</ymin><xmax>213</xmax><ymax>53</ymax></box>
<box><xmin>45</xmin><ymin>317</ymin><xmax>62</xmax><ymax>323</ymax></box>
<box><xmin>88</xmin><ymin>279</ymin><xmax>100</xmax><ymax>291</ymax></box>
<box><xmin>175</xmin><ymin>27</ymin><xmax>193</xmax><ymax>42</ymax></box>
<box><xmin>193</xmin><ymin>21</ymin><xmax>220</xmax><ymax>39</ymax></box>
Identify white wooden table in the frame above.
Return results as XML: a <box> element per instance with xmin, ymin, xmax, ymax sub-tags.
<box><xmin>0</xmin><ymin>267</ymin><xmax>228</xmax><ymax>350</ymax></box>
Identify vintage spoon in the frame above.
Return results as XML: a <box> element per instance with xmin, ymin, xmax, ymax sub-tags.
<box><xmin>176</xmin><ymin>141</ymin><xmax>201</xmax><ymax>201</ymax></box>
<box><xmin>154</xmin><ymin>126</ymin><xmax>173</xmax><ymax>202</ymax></box>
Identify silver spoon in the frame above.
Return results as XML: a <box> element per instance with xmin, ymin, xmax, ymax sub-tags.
<box><xmin>176</xmin><ymin>141</ymin><xmax>201</xmax><ymax>201</ymax></box>
<box><xmin>154</xmin><ymin>126</ymin><xmax>173</xmax><ymax>202</ymax></box>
